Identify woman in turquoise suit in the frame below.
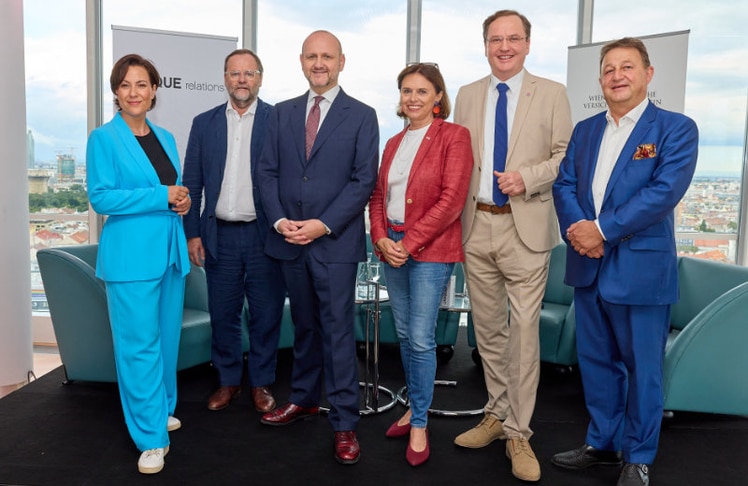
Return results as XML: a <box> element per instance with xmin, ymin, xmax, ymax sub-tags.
<box><xmin>86</xmin><ymin>54</ymin><xmax>191</xmax><ymax>475</ymax></box>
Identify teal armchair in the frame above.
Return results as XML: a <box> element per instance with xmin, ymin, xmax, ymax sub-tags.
<box><xmin>663</xmin><ymin>256</ymin><xmax>748</xmax><ymax>415</ymax></box>
<box><xmin>37</xmin><ymin>244</ymin><xmax>213</xmax><ymax>383</ymax></box>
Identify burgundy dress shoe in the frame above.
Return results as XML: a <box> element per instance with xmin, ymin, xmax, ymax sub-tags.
<box><xmin>207</xmin><ymin>385</ymin><xmax>241</xmax><ymax>411</ymax></box>
<box><xmin>251</xmin><ymin>386</ymin><xmax>276</xmax><ymax>413</ymax></box>
<box><xmin>334</xmin><ymin>431</ymin><xmax>360</xmax><ymax>465</ymax></box>
<box><xmin>260</xmin><ymin>402</ymin><xmax>319</xmax><ymax>426</ymax></box>
<box><xmin>406</xmin><ymin>430</ymin><xmax>430</xmax><ymax>467</ymax></box>
<box><xmin>385</xmin><ymin>419</ymin><xmax>411</xmax><ymax>438</ymax></box>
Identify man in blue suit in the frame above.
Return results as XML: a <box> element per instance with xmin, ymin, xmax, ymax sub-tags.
<box><xmin>183</xmin><ymin>49</ymin><xmax>286</xmax><ymax>414</ymax></box>
<box><xmin>256</xmin><ymin>30</ymin><xmax>379</xmax><ymax>466</ymax></box>
<box><xmin>551</xmin><ymin>38</ymin><xmax>698</xmax><ymax>486</ymax></box>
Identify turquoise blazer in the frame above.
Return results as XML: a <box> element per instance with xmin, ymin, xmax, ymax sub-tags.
<box><xmin>86</xmin><ymin>112</ymin><xmax>190</xmax><ymax>282</ymax></box>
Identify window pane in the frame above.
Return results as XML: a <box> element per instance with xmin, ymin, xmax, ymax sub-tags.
<box><xmin>594</xmin><ymin>1</ymin><xmax>748</xmax><ymax>263</ymax></box>
<box><xmin>25</xmin><ymin>0</ymin><xmax>89</xmax><ymax>318</ymax></box>
<box><xmin>421</xmin><ymin>2</ymin><xmax>578</xmax><ymax>121</ymax></box>
<box><xmin>257</xmin><ymin>0</ymin><xmax>407</xmax><ymax>147</ymax></box>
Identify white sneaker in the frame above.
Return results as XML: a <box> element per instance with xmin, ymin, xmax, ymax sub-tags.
<box><xmin>167</xmin><ymin>416</ymin><xmax>181</xmax><ymax>432</ymax></box>
<box><xmin>138</xmin><ymin>446</ymin><xmax>169</xmax><ymax>474</ymax></box>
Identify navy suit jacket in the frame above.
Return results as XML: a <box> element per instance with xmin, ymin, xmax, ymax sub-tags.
<box><xmin>257</xmin><ymin>89</ymin><xmax>379</xmax><ymax>263</ymax></box>
<box><xmin>553</xmin><ymin>102</ymin><xmax>698</xmax><ymax>305</ymax></box>
<box><xmin>182</xmin><ymin>99</ymin><xmax>273</xmax><ymax>260</ymax></box>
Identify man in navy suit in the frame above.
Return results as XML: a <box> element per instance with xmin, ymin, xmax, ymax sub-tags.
<box><xmin>256</xmin><ymin>30</ymin><xmax>379</xmax><ymax>465</ymax></box>
<box><xmin>551</xmin><ymin>38</ymin><xmax>698</xmax><ymax>486</ymax></box>
<box><xmin>183</xmin><ymin>49</ymin><xmax>286</xmax><ymax>414</ymax></box>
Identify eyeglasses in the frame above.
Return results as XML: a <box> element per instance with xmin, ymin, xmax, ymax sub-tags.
<box><xmin>225</xmin><ymin>70</ymin><xmax>262</xmax><ymax>80</ymax></box>
<box><xmin>406</xmin><ymin>62</ymin><xmax>439</xmax><ymax>70</ymax></box>
<box><xmin>486</xmin><ymin>36</ymin><xmax>527</xmax><ymax>46</ymax></box>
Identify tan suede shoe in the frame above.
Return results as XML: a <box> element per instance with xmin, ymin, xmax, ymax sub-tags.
<box><xmin>506</xmin><ymin>437</ymin><xmax>541</xmax><ymax>482</ymax></box>
<box><xmin>453</xmin><ymin>415</ymin><xmax>507</xmax><ymax>448</ymax></box>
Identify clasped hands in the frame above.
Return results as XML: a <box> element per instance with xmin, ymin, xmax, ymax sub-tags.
<box><xmin>565</xmin><ymin>220</ymin><xmax>604</xmax><ymax>259</ymax></box>
<box><xmin>375</xmin><ymin>238</ymin><xmax>409</xmax><ymax>268</ymax></box>
<box><xmin>279</xmin><ymin>218</ymin><xmax>327</xmax><ymax>245</ymax></box>
<box><xmin>168</xmin><ymin>185</ymin><xmax>191</xmax><ymax>216</ymax></box>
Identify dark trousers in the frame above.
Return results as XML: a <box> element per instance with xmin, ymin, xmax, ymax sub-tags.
<box><xmin>282</xmin><ymin>250</ymin><xmax>360</xmax><ymax>431</ymax></box>
<box><xmin>205</xmin><ymin>220</ymin><xmax>286</xmax><ymax>387</ymax></box>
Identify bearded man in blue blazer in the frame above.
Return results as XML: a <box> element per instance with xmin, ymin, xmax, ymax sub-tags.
<box><xmin>551</xmin><ymin>38</ymin><xmax>698</xmax><ymax>486</ymax></box>
<box><xmin>256</xmin><ymin>30</ymin><xmax>379</xmax><ymax>466</ymax></box>
<box><xmin>183</xmin><ymin>49</ymin><xmax>285</xmax><ymax>414</ymax></box>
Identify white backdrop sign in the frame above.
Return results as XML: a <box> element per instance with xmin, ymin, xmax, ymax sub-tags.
<box><xmin>566</xmin><ymin>31</ymin><xmax>690</xmax><ymax>124</ymax></box>
<box><xmin>112</xmin><ymin>26</ymin><xmax>237</xmax><ymax>163</ymax></box>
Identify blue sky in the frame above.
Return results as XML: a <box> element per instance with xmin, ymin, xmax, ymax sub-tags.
<box><xmin>23</xmin><ymin>0</ymin><xmax>748</xmax><ymax>175</ymax></box>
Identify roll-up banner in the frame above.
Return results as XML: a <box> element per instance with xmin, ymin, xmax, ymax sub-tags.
<box><xmin>567</xmin><ymin>30</ymin><xmax>690</xmax><ymax>124</ymax></box>
<box><xmin>112</xmin><ymin>26</ymin><xmax>237</xmax><ymax>163</ymax></box>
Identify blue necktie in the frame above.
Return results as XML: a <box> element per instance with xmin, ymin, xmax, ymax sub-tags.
<box><xmin>493</xmin><ymin>83</ymin><xmax>509</xmax><ymax>207</ymax></box>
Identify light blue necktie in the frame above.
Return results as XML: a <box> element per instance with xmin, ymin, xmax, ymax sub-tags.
<box><xmin>493</xmin><ymin>83</ymin><xmax>509</xmax><ymax>207</ymax></box>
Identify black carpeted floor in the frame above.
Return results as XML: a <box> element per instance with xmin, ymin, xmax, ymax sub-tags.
<box><xmin>1</xmin><ymin>330</ymin><xmax>746</xmax><ymax>486</ymax></box>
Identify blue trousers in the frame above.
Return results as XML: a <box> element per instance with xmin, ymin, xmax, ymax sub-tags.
<box><xmin>575</xmin><ymin>285</ymin><xmax>671</xmax><ymax>465</ymax></box>
<box><xmin>384</xmin><ymin>226</ymin><xmax>454</xmax><ymax>428</ymax></box>
<box><xmin>205</xmin><ymin>220</ymin><xmax>285</xmax><ymax>386</ymax></box>
<box><xmin>106</xmin><ymin>265</ymin><xmax>184</xmax><ymax>451</ymax></box>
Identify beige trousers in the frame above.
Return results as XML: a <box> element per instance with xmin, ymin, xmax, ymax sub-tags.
<box><xmin>463</xmin><ymin>210</ymin><xmax>551</xmax><ymax>440</ymax></box>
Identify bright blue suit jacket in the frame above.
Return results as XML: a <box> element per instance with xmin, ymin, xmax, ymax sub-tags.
<box><xmin>553</xmin><ymin>103</ymin><xmax>698</xmax><ymax>305</ymax></box>
<box><xmin>182</xmin><ymin>99</ymin><xmax>273</xmax><ymax>260</ymax></box>
<box><xmin>257</xmin><ymin>89</ymin><xmax>379</xmax><ymax>262</ymax></box>
<box><xmin>87</xmin><ymin>112</ymin><xmax>190</xmax><ymax>282</ymax></box>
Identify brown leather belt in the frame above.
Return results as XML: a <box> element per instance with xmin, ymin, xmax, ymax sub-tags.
<box><xmin>476</xmin><ymin>202</ymin><xmax>512</xmax><ymax>214</ymax></box>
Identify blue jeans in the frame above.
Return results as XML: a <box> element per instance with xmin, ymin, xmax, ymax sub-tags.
<box><xmin>384</xmin><ymin>225</ymin><xmax>454</xmax><ymax>428</ymax></box>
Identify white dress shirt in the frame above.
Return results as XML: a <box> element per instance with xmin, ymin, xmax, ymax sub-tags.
<box><xmin>592</xmin><ymin>98</ymin><xmax>649</xmax><ymax>237</ymax></box>
<box><xmin>479</xmin><ymin>70</ymin><xmax>524</xmax><ymax>204</ymax></box>
<box><xmin>215</xmin><ymin>99</ymin><xmax>257</xmax><ymax>222</ymax></box>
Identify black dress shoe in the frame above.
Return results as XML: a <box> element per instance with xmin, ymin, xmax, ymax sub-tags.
<box><xmin>551</xmin><ymin>444</ymin><xmax>623</xmax><ymax>470</ymax></box>
<box><xmin>617</xmin><ymin>463</ymin><xmax>649</xmax><ymax>486</ymax></box>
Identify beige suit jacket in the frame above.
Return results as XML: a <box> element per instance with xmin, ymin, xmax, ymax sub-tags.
<box><xmin>455</xmin><ymin>71</ymin><xmax>572</xmax><ymax>252</ymax></box>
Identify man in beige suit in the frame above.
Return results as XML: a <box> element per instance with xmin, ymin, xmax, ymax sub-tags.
<box><xmin>453</xmin><ymin>9</ymin><xmax>572</xmax><ymax>482</ymax></box>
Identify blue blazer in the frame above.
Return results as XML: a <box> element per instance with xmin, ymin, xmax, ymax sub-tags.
<box><xmin>257</xmin><ymin>89</ymin><xmax>379</xmax><ymax>263</ymax></box>
<box><xmin>553</xmin><ymin>103</ymin><xmax>698</xmax><ymax>305</ymax></box>
<box><xmin>86</xmin><ymin>112</ymin><xmax>190</xmax><ymax>282</ymax></box>
<box><xmin>182</xmin><ymin>99</ymin><xmax>273</xmax><ymax>260</ymax></box>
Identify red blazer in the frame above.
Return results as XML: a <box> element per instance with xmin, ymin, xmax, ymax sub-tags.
<box><xmin>369</xmin><ymin>118</ymin><xmax>472</xmax><ymax>262</ymax></box>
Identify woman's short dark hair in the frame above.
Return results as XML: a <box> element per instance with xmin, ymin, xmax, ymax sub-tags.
<box><xmin>110</xmin><ymin>53</ymin><xmax>160</xmax><ymax>111</ymax></box>
<box><xmin>396</xmin><ymin>63</ymin><xmax>451</xmax><ymax>120</ymax></box>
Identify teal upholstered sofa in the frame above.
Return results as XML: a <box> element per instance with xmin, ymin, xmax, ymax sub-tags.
<box><xmin>37</xmin><ymin>244</ymin><xmax>294</xmax><ymax>383</ymax></box>
<box><xmin>663</xmin><ymin>256</ymin><xmax>748</xmax><ymax>415</ymax></box>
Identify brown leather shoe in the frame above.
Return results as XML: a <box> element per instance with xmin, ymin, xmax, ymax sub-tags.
<box><xmin>260</xmin><ymin>402</ymin><xmax>319</xmax><ymax>426</ymax></box>
<box><xmin>207</xmin><ymin>385</ymin><xmax>241</xmax><ymax>411</ymax></box>
<box><xmin>334</xmin><ymin>431</ymin><xmax>360</xmax><ymax>465</ymax></box>
<box><xmin>251</xmin><ymin>386</ymin><xmax>276</xmax><ymax>413</ymax></box>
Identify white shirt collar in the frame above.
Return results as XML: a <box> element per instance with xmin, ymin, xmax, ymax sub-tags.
<box><xmin>490</xmin><ymin>69</ymin><xmax>525</xmax><ymax>94</ymax></box>
<box><xmin>605</xmin><ymin>98</ymin><xmax>649</xmax><ymax>127</ymax></box>
<box><xmin>307</xmin><ymin>85</ymin><xmax>341</xmax><ymax>105</ymax></box>
<box><xmin>226</xmin><ymin>98</ymin><xmax>258</xmax><ymax>118</ymax></box>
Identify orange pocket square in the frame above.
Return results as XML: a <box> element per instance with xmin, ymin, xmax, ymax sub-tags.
<box><xmin>633</xmin><ymin>143</ymin><xmax>657</xmax><ymax>160</ymax></box>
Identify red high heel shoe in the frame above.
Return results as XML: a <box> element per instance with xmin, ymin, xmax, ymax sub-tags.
<box><xmin>406</xmin><ymin>429</ymin><xmax>430</xmax><ymax>466</ymax></box>
<box><xmin>385</xmin><ymin>419</ymin><xmax>411</xmax><ymax>438</ymax></box>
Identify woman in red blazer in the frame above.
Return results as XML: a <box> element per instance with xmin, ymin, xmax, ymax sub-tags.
<box><xmin>369</xmin><ymin>63</ymin><xmax>472</xmax><ymax>466</ymax></box>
